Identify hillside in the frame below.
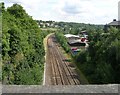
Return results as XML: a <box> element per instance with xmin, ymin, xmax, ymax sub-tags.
<box><xmin>37</xmin><ymin>20</ymin><xmax>104</xmax><ymax>35</ymax></box>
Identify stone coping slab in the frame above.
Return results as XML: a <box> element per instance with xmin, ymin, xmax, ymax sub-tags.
<box><xmin>1</xmin><ymin>84</ymin><xmax>120</xmax><ymax>95</ymax></box>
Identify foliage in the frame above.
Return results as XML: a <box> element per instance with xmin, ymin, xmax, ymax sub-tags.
<box><xmin>55</xmin><ymin>31</ymin><xmax>70</xmax><ymax>53</ymax></box>
<box><xmin>2</xmin><ymin>3</ymin><xmax>50</xmax><ymax>84</ymax></box>
<box><xmin>55</xmin><ymin>22</ymin><xmax>103</xmax><ymax>35</ymax></box>
<box><xmin>0</xmin><ymin>3</ymin><xmax>2</xmax><ymax>81</ymax></box>
<box><xmin>76</xmin><ymin>27</ymin><xmax>120</xmax><ymax>83</ymax></box>
<box><xmin>55</xmin><ymin>20</ymin><xmax>120</xmax><ymax>83</ymax></box>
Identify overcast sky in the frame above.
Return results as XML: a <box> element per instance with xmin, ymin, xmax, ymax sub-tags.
<box><xmin>3</xmin><ymin>0</ymin><xmax>120</xmax><ymax>24</ymax></box>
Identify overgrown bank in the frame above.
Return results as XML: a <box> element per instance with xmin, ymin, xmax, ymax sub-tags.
<box><xmin>55</xmin><ymin>31</ymin><xmax>89</xmax><ymax>84</ymax></box>
<box><xmin>2</xmin><ymin>3</ymin><xmax>53</xmax><ymax>84</ymax></box>
<box><xmin>55</xmin><ymin>27</ymin><xmax>120</xmax><ymax>84</ymax></box>
<box><xmin>75</xmin><ymin>27</ymin><xmax>120</xmax><ymax>84</ymax></box>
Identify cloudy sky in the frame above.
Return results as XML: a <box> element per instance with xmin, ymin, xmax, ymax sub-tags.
<box><xmin>3</xmin><ymin>0</ymin><xmax>120</xmax><ymax>24</ymax></box>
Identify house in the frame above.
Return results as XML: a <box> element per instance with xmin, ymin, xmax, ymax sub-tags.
<box><xmin>108</xmin><ymin>19</ymin><xmax>120</xmax><ymax>28</ymax></box>
<box><xmin>79</xmin><ymin>30</ymin><xmax>88</xmax><ymax>39</ymax></box>
<box><xmin>104</xmin><ymin>19</ymin><xmax>120</xmax><ymax>31</ymax></box>
<box><xmin>104</xmin><ymin>2</ymin><xmax>120</xmax><ymax>31</ymax></box>
<box><xmin>80</xmin><ymin>30</ymin><xmax>87</xmax><ymax>35</ymax></box>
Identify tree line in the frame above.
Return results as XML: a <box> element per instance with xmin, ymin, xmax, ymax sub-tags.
<box><xmin>2</xmin><ymin>3</ymin><xmax>51</xmax><ymax>84</ymax></box>
<box><xmin>75</xmin><ymin>27</ymin><xmax>120</xmax><ymax>83</ymax></box>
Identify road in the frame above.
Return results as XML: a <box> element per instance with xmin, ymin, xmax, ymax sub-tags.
<box><xmin>44</xmin><ymin>34</ymin><xmax>81</xmax><ymax>85</ymax></box>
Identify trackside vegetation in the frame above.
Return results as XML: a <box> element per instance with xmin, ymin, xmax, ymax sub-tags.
<box><xmin>55</xmin><ymin>32</ymin><xmax>70</xmax><ymax>53</ymax></box>
<box><xmin>75</xmin><ymin>27</ymin><xmax>120</xmax><ymax>84</ymax></box>
<box><xmin>1</xmin><ymin>2</ymin><xmax>120</xmax><ymax>84</ymax></box>
<box><xmin>56</xmin><ymin>25</ymin><xmax>120</xmax><ymax>84</ymax></box>
<box><xmin>2</xmin><ymin>3</ymin><xmax>51</xmax><ymax>84</ymax></box>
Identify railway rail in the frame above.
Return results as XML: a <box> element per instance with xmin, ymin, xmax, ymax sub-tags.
<box><xmin>45</xmin><ymin>34</ymin><xmax>81</xmax><ymax>85</ymax></box>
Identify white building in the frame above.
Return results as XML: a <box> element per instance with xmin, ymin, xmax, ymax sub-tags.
<box><xmin>64</xmin><ymin>34</ymin><xmax>80</xmax><ymax>44</ymax></box>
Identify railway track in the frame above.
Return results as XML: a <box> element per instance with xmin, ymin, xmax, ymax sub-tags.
<box><xmin>45</xmin><ymin>34</ymin><xmax>80</xmax><ymax>85</ymax></box>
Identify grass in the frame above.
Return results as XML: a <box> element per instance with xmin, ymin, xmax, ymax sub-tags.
<box><xmin>74</xmin><ymin>61</ymin><xmax>89</xmax><ymax>84</ymax></box>
<box><xmin>41</xmin><ymin>28</ymin><xmax>58</xmax><ymax>31</ymax></box>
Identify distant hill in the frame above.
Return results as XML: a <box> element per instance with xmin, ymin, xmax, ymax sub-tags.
<box><xmin>36</xmin><ymin>20</ymin><xmax>104</xmax><ymax>35</ymax></box>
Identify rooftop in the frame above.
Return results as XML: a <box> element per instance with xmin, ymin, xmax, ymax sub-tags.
<box><xmin>64</xmin><ymin>34</ymin><xmax>80</xmax><ymax>38</ymax></box>
<box><xmin>108</xmin><ymin>19</ymin><xmax>120</xmax><ymax>26</ymax></box>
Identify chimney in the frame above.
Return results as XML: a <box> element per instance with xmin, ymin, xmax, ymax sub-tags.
<box><xmin>113</xmin><ymin>19</ymin><xmax>116</xmax><ymax>21</ymax></box>
<box><xmin>118</xmin><ymin>1</ymin><xmax>120</xmax><ymax>21</ymax></box>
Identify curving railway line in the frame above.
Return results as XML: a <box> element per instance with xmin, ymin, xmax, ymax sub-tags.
<box><xmin>44</xmin><ymin>34</ymin><xmax>81</xmax><ymax>85</ymax></box>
